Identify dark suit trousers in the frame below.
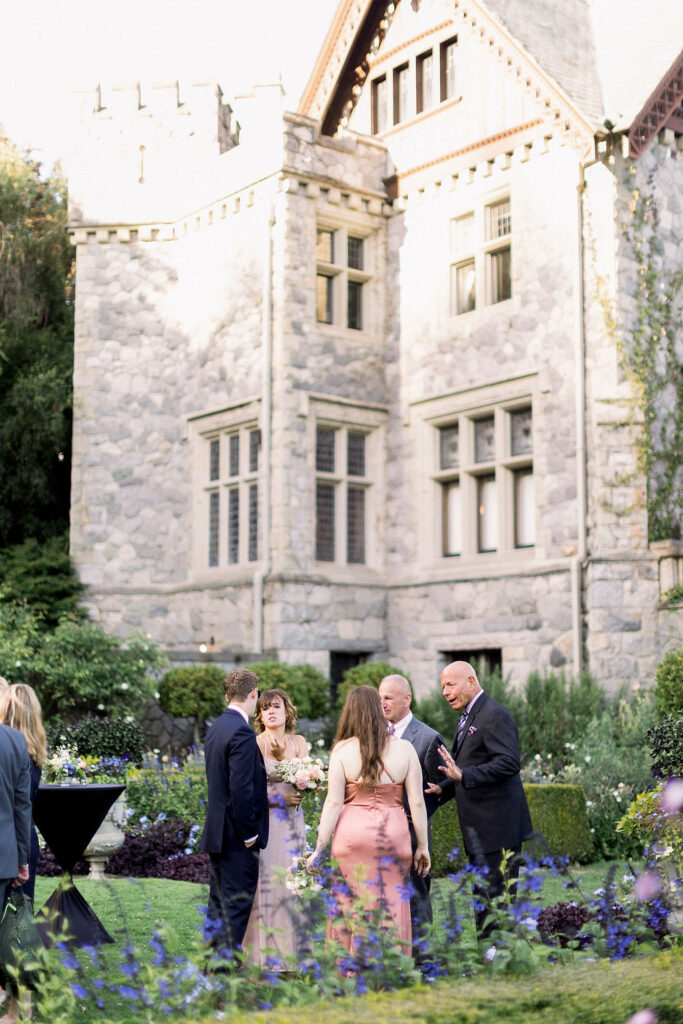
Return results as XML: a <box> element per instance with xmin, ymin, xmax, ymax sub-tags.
<box><xmin>207</xmin><ymin>845</ymin><xmax>260</xmax><ymax>953</ymax></box>
<box><xmin>470</xmin><ymin>846</ymin><xmax>522</xmax><ymax>940</ymax></box>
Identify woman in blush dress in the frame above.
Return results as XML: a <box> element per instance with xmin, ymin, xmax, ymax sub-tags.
<box><xmin>243</xmin><ymin>689</ymin><xmax>310</xmax><ymax>967</ymax></box>
<box><xmin>306</xmin><ymin>686</ymin><xmax>429</xmax><ymax>959</ymax></box>
<box><xmin>0</xmin><ymin>683</ymin><xmax>47</xmax><ymax>1024</ymax></box>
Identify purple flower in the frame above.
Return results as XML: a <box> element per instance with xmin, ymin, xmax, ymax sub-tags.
<box><xmin>633</xmin><ymin>871</ymin><xmax>661</xmax><ymax>902</ymax></box>
<box><xmin>661</xmin><ymin>778</ymin><xmax>683</xmax><ymax>814</ymax></box>
<box><xmin>467</xmin><ymin>725</ymin><xmax>478</xmax><ymax>735</ymax></box>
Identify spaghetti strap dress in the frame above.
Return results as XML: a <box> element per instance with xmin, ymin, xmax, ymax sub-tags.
<box><xmin>328</xmin><ymin>766</ymin><xmax>412</xmax><ymax>955</ymax></box>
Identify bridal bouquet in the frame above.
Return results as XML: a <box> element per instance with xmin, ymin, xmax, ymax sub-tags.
<box><xmin>275</xmin><ymin>755</ymin><xmax>327</xmax><ymax>793</ymax></box>
<box><xmin>285</xmin><ymin>855</ymin><xmax>322</xmax><ymax>896</ymax></box>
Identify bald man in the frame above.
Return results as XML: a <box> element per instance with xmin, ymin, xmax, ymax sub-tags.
<box><xmin>426</xmin><ymin>661</ymin><xmax>532</xmax><ymax>939</ymax></box>
<box><xmin>379</xmin><ymin>674</ymin><xmax>446</xmax><ymax>962</ymax></box>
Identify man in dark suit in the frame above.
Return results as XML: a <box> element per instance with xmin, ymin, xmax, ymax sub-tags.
<box><xmin>379</xmin><ymin>673</ymin><xmax>446</xmax><ymax>958</ymax></box>
<box><xmin>426</xmin><ymin>661</ymin><xmax>533</xmax><ymax>938</ymax></box>
<box><xmin>0</xmin><ymin>719</ymin><xmax>32</xmax><ymax>913</ymax></box>
<box><xmin>200</xmin><ymin>668</ymin><xmax>269</xmax><ymax>954</ymax></box>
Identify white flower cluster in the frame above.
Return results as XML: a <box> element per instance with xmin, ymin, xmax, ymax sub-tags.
<box><xmin>275</xmin><ymin>756</ymin><xmax>327</xmax><ymax>792</ymax></box>
<box><xmin>285</xmin><ymin>855</ymin><xmax>322</xmax><ymax>896</ymax></box>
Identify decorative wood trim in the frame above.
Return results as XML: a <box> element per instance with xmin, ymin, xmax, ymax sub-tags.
<box><xmin>628</xmin><ymin>49</ymin><xmax>683</xmax><ymax>158</ymax></box>
<box><xmin>299</xmin><ymin>0</ymin><xmax>596</xmax><ymax>159</ymax></box>
<box><xmin>367</xmin><ymin>20</ymin><xmax>454</xmax><ymax>70</ymax></box>
<box><xmin>397</xmin><ymin>118</ymin><xmax>543</xmax><ymax>184</ymax></box>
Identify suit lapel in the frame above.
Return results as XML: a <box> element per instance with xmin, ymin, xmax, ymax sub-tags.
<box><xmin>453</xmin><ymin>692</ymin><xmax>487</xmax><ymax>757</ymax></box>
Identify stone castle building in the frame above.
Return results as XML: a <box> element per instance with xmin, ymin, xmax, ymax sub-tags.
<box><xmin>67</xmin><ymin>0</ymin><xmax>683</xmax><ymax>695</ymax></box>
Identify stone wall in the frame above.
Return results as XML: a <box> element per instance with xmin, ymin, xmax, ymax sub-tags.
<box><xmin>581</xmin><ymin>134</ymin><xmax>683</xmax><ymax>686</ymax></box>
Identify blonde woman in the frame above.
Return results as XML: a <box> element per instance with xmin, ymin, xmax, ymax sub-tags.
<box><xmin>243</xmin><ymin>688</ymin><xmax>310</xmax><ymax>966</ymax></box>
<box><xmin>0</xmin><ymin>685</ymin><xmax>46</xmax><ymax>900</ymax></box>
<box><xmin>0</xmin><ymin>684</ymin><xmax>46</xmax><ymax>1024</ymax></box>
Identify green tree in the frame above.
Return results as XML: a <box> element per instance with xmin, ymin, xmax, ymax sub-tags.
<box><xmin>0</xmin><ymin>137</ymin><xmax>74</xmax><ymax>548</ymax></box>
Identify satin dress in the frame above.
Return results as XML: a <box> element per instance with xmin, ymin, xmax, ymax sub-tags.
<box><xmin>243</xmin><ymin>752</ymin><xmax>308</xmax><ymax>966</ymax></box>
<box><xmin>328</xmin><ymin>769</ymin><xmax>412</xmax><ymax>955</ymax></box>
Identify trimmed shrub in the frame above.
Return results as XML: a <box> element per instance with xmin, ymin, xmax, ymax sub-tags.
<box><xmin>430</xmin><ymin>801</ymin><xmax>465</xmax><ymax>877</ymax></box>
<box><xmin>524</xmin><ymin>784</ymin><xmax>593</xmax><ymax>863</ymax></box>
<box><xmin>653</xmin><ymin>647</ymin><xmax>683</xmax><ymax>719</ymax></box>
<box><xmin>336</xmin><ymin>661</ymin><xmax>411</xmax><ymax>710</ymax></box>
<box><xmin>158</xmin><ymin>664</ymin><xmax>225</xmax><ymax>744</ymax></box>
<box><xmin>47</xmin><ymin>715</ymin><xmax>146</xmax><ymax>762</ymax></box>
<box><xmin>0</xmin><ymin>607</ymin><xmax>165</xmax><ymax>718</ymax></box>
<box><xmin>647</xmin><ymin>712</ymin><xmax>683</xmax><ymax>778</ymax></box>
<box><xmin>243</xmin><ymin>660</ymin><xmax>331</xmax><ymax>719</ymax></box>
<box><xmin>125</xmin><ymin>759</ymin><xmax>208</xmax><ymax>827</ymax></box>
<box><xmin>429</xmin><ymin>783</ymin><xmax>592</xmax><ymax>876</ymax></box>
<box><xmin>0</xmin><ymin>534</ymin><xmax>85</xmax><ymax>627</ymax></box>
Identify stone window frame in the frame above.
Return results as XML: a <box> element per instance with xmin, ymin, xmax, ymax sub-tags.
<box><xmin>449</xmin><ymin>191</ymin><xmax>512</xmax><ymax>316</ymax></box>
<box><xmin>306</xmin><ymin>395</ymin><xmax>388</xmax><ymax>579</ymax></box>
<box><xmin>315</xmin><ymin>212</ymin><xmax>376</xmax><ymax>335</ymax></box>
<box><xmin>412</xmin><ymin>375</ymin><xmax>537</xmax><ymax>571</ymax></box>
<box><xmin>187</xmin><ymin>398</ymin><xmax>262</xmax><ymax>579</ymax></box>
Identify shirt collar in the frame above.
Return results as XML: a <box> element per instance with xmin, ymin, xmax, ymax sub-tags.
<box><xmin>227</xmin><ymin>703</ymin><xmax>250</xmax><ymax>724</ymax></box>
<box><xmin>393</xmin><ymin>710</ymin><xmax>413</xmax><ymax>739</ymax></box>
<box><xmin>464</xmin><ymin>690</ymin><xmax>484</xmax><ymax>716</ymax></box>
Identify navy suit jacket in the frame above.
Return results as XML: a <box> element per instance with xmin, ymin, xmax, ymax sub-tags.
<box><xmin>0</xmin><ymin>724</ymin><xmax>32</xmax><ymax>879</ymax></box>
<box><xmin>401</xmin><ymin>715</ymin><xmax>446</xmax><ymax>821</ymax></box>
<box><xmin>200</xmin><ymin>708</ymin><xmax>269</xmax><ymax>855</ymax></box>
<box><xmin>441</xmin><ymin>692</ymin><xmax>532</xmax><ymax>856</ymax></box>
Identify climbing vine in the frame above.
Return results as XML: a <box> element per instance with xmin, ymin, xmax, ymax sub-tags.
<box><xmin>591</xmin><ymin>162</ymin><xmax>683</xmax><ymax>542</ymax></box>
<box><xmin>621</xmin><ymin>169</ymin><xmax>683</xmax><ymax>540</ymax></box>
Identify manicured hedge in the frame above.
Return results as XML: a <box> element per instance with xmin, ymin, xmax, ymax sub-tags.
<box><xmin>524</xmin><ymin>783</ymin><xmax>593</xmax><ymax>863</ymax></box>
<box><xmin>430</xmin><ymin>783</ymin><xmax>592</xmax><ymax>876</ymax></box>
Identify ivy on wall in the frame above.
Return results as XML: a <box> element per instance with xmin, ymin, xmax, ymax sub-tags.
<box><xmin>621</xmin><ymin>169</ymin><xmax>683</xmax><ymax>541</ymax></box>
<box><xmin>591</xmin><ymin>161</ymin><xmax>683</xmax><ymax>542</ymax></box>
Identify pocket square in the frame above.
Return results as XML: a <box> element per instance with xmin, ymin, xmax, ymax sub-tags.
<box><xmin>467</xmin><ymin>725</ymin><xmax>478</xmax><ymax>735</ymax></box>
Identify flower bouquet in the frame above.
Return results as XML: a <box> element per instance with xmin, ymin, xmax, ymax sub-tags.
<box><xmin>285</xmin><ymin>855</ymin><xmax>322</xmax><ymax>896</ymax></box>
<box><xmin>275</xmin><ymin>755</ymin><xmax>327</xmax><ymax>793</ymax></box>
<box><xmin>44</xmin><ymin>746</ymin><xmax>133</xmax><ymax>784</ymax></box>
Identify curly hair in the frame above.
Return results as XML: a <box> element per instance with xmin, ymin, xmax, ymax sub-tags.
<box><xmin>334</xmin><ymin>685</ymin><xmax>388</xmax><ymax>784</ymax></box>
<box><xmin>253</xmin><ymin>689</ymin><xmax>298</xmax><ymax>734</ymax></box>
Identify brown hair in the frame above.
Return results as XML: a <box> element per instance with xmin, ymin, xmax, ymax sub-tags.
<box><xmin>223</xmin><ymin>668</ymin><xmax>259</xmax><ymax>703</ymax></box>
<box><xmin>334</xmin><ymin>685</ymin><xmax>388</xmax><ymax>784</ymax></box>
<box><xmin>0</xmin><ymin>683</ymin><xmax>47</xmax><ymax>766</ymax></box>
<box><xmin>253</xmin><ymin>689</ymin><xmax>297</xmax><ymax>734</ymax></box>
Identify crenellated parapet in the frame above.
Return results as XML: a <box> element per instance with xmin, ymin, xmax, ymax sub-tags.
<box><xmin>68</xmin><ymin>81</ymin><xmax>285</xmax><ymax>230</ymax></box>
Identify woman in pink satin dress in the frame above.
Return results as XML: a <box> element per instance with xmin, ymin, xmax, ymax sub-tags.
<box><xmin>307</xmin><ymin>686</ymin><xmax>430</xmax><ymax>957</ymax></box>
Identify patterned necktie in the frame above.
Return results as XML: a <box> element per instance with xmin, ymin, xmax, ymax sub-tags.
<box><xmin>387</xmin><ymin>722</ymin><xmax>396</xmax><ymax>735</ymax></box>
<box><xmin>456</xmin><ymin>710</ymin><xmax>469</xmax><ymax>743</ymax></box>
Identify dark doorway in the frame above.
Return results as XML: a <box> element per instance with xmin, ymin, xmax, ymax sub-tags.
<box><xmin>441</xmin><ymin>648</ymin><xmax>502</xmax><ymax>679</ymax></box>
<box><xmin>329</xmin><ymin>651</ymin><xmax>368</xmax><ymax>703</ymax></box>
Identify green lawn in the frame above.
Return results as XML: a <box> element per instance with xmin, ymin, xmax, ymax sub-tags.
<box><xmin>30</xmin><ymin>862</ymin><xmax>660</xmax><ymax>1024</ymax></box>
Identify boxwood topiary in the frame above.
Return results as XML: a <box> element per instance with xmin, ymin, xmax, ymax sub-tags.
<box><xmin>243</xmin><ymin>660</ymin><xmax>331</xmax><ymax>719</ymax></box>
<box><xmin>523</xmin><ymin>783</ymin><xmax>593</xmax><ymax>863</ymax></box>
<box><xmin>158</xmin><ymin>665</ymin><xmax>226</xmax><ymax>745</ymax></box>
<box><xmin>48</xmin><ymin>714</ymin><xmax>146</xmax><ymax>763</ymax></box>
<box><xmin>653</xmin><ymin>647</ymin><xmax>683</xmax><ymax>719</ymax></box>
<box><xmin>647</xmin><ymin>712</ymin><xmax>683</xmax><ymax>778</ymax></box>
<box><xmin>336</xmin><ymin>661</ymin><xmax>412</xmax><ymax>711</ymax></box>
<box><xmin>429</xmin><ymin>782</ymin><xmax>592</xmax><ymax>876</ymax></box>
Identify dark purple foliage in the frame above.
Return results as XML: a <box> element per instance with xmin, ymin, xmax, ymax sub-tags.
<box><xmin>537</xmin><ymin>901</ymin><xmax>593</xmax><ymax>948</ymax></box>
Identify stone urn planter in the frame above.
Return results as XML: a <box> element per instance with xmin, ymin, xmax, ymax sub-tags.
<box><xmin>83</xmin><ymin>791</ymin><xmax>127</xmax><ymax>880</ymax></box>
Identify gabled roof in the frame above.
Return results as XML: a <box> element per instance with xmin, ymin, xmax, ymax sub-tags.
<box><xmin>299</xmin><ymin>0</ymin><xmax>683</xmax><ymax>159</ymax></box>
<box><xmin>484</xmin><ymin>0</ymin><xmax>604</xmax><ymax>126</ymax></box>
